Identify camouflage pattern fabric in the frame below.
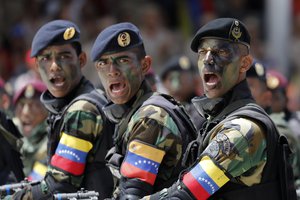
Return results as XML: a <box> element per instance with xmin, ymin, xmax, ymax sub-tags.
<box><xmin>48</xmin><ymin>99</ymin><xmax>104</xmax><ymax>186</ymax></box>
<box><xmin>20</xmin><ymin>120</ymin><xmax>48</xmax><ymax>179</ymax></box>
<box><xmin>201</xmin><ymin>117</ymin><xmax>267</xmax><ymax>186</ymax></box>
<box><xmin>110</xmin><ymin>83</ymin><xmax>185</xmax><ymax>198</ymax></box>
<box><xmin>122</xmin><ymin>103</ymin><xmax>183</xmax><ymax>182</ymax></box>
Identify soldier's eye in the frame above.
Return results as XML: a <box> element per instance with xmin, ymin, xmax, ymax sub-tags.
<box><xmin>95</xmin><ymin>60</ymin><xmax>108</xmax><ymax>70</ymax></box>
<box><xmin>198</xmin><ymin>49</ymin><xmax>207</xmax><ymax>56</ymax></box>
<box><xmin>37</xmin><ymin>55</ymin><xmax>50</xmax><ymax>62</ymax></box>
<box><xmin>217</xmin><ymin>49</ymin><xmax>230</xmax><ymax>57</ymax></box>
<box><xmin>116</xmin><ymin>57</ymin><xmax>131</xmax><ymax>66</ymax></box>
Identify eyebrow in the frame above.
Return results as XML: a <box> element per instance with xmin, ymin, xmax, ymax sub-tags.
<box><xmin>100</xmin><ymin>55</ymin><xmax>131</xmax><ymax>61</ymax></box>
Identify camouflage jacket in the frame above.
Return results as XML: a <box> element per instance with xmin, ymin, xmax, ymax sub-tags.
<box><xmin>11</xmin><ymin>77</ymin><xmax>114</xmax><ymax>200</ymax></box>
<box><xmin>20</xmin><ymin>120</ymin><xmax>48</xmax><ymax>180</ymax></box>
<box><xmin>104</xmin><ymin>81</ymin><xmax>193</xmax><ymax>197</ymax></box>
<box><xmin>144</xmin><ymin>80</ymin><xmax>289</xmax><ymax>200</ymax></box>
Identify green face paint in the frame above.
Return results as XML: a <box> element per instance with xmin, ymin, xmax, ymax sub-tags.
<box><xmin>36</xmin><ymin>44</ymin><xmax>82</xmax><ymax>98</ymax></box>
<box><xmin>197</xmin><ymin>38</ymin><xmax>243</xmax><ymax>98</ymax></box>
<box><xmin>95</xmin><ymin>51</ymin><xmax>144</xmax><ymax>104</ymax></box>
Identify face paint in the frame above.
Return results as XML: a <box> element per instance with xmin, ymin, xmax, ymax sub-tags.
<box><xmin>36</xmin><ymin>44</ymin><xmax>82</xmax><ymax>98</ymax></box>
<box><xmin>95</xmin><ymin>51</ymin><xmax>144</xmax><ymax>104</ymax></box>
<box><xmin>197</xmin><ymin>38</ymin><xmax>243</xmax><ymax>98</ymax></box>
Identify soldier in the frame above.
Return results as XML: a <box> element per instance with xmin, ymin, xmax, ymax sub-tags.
<box><xmin>7</xmin><ymin>19</ymin><xmax>114</xmax><ymax>199</ymax></box>
<box><xmin>144</xmin><ymin>18</ymin><xmax>296</xmax><ymax>200</ymax></box>
<box><xmin>90</xmin><ymin>22</ymin><xmax>196</xmax><ymax>199</ymax></box>
<box><xmin>246</xmin><ymin>61</ymin><xmax>272</xmax><ymax>113</ymax></box>
<box><xmin>247</xmin><ymin>61</ymin><xmax>300</xmax><ymax>189</ymax></box>
<box><xmin>13</xmin><ymin>80</ymin><xmax>48</xmax><ymax>180</ymax></box>
<box><xmin>266</xmin><ymin>69</ymin><xmax>300</xmax><ymax>189</ymax></box>
<box><xmin>160</xmin><ymin>55</ymin><xmax>204</xmax><ymax>129</ymax></box>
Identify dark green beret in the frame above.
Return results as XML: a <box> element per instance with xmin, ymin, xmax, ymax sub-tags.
<box><xmin>91</xmin><ymin>22</ymin><xmax>144</xmax><ymax>61</ymax></box>
<box><xmin>31</xmin><ymin>20</ymin><xmax>80</xmax><ymax>57</ymax></box>
<box><xmin>191</xmin><ymin>18</ymin><xmax>251</xmax><ymax>52</ymax></box>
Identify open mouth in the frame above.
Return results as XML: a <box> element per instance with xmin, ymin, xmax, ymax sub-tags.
<box><xmin>49</xmin><ymin>76</ymin><xmax>65</xmax><ymax>87</ymax></box>
<box><xmin>21</xmin><ymin>121</ymin><xmax>33</xmax><ymax>134</ymax></box>
<box><xmin>109</xmin><ymin>82</ymin><xmax>126</xmax><ymax>95</ymax></box>
<box><xmin>204</xmin><ymin>73</ymin><xmax>220</xmax><ymax>87</ymax></box>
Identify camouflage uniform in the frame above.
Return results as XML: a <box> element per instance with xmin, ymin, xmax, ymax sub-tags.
<box><xmin>146</xmin><ymin>80</ymin><xmax>291</xmax><ymax>200</ymax></box>
<box><xmin>104</xmin><ymin>81</ymin><xmax>194</xmax><ymax>199</ymax></box>
<box><xmin>20</xmin><ymin>120</ymin><xmax>48</xmax><ymax>180</ymax></box>
<box><xmin>145</xmin><ymin>16</ymin><xmax>296</xmax><ymax>199</ymax></box>
<box><xmin>9</xmin><ymin>78</ymin><xmax>114</xmax><ymax>200</ymax></box>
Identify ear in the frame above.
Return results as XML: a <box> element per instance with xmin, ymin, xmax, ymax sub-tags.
<box><xmin>240</xmin><ymin>54</ymin><xmax>253</xmax><ymax>73</ymax></box>
<box><xmin>79</xmin><ymin>52</ymin><xmax>87</xmax><ymax>68</ymax></box>
<box><xmin>141</xmin><ymin>55</ymin><xmax>152</xmax><ymax>75</ymax></box>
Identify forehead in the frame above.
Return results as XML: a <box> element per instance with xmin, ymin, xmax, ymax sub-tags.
<box><xmin>38</xmin><ymin>43</ymin><xmax>74</xmax><ymax>54</ymax></box>
<box><xmin>198</xmin><ymin>38</ymin><xmax>234</xmax><ymax>48</ymax></box>
<box><xmin>100</xmin><ymin>50</ymin><xmax>137</xmax><ymax>59</ymax></box>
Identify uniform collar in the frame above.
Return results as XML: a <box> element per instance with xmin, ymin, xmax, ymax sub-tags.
<box><xmin>103</xmin><ymin>81</ymin><xmax>153</xmax><ymax>124</ymax></box>
<box><xmin>192</xmin><ymin>79</ymin><xmax>253</xmax><ymax>118</ymax></box>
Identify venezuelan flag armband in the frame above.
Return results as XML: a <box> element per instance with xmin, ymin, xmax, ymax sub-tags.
<box><xmin>120</xmin><ymin>140</ymin><xmax>166</xmax><ymax>185</ymax></box>
<box><xmin>182</xmin><ymin>156</ymin><xmax>230</xmax><ymax>200</ymax></box>
<box><xmin>50</xmin><ymin>133</ymin><xmax>93</xmax><ymax>175</ymax></box>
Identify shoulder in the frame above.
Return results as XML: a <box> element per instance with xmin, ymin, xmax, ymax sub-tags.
<box><xmin>67</xmin><ymin>98</ymin><xmax>100</xmax><ymax>115</ymax></box>
<box><xmin>131</xmin><ymin>104</ymin><xmax>180</xmax><ymax>134</ymax></box>
<box><xmin>211</xmin><ymin>117</ymin><xmax>267</xmax><ymax>147</ymax></box>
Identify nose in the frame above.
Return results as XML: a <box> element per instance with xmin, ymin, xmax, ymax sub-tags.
<box><xmin>203</xmin><ymin>51</ymin><xmax>214</xmax><ymax>65</ymax></box>
<box><xmin>108</xmin><ymin>63</ymin><xmax>121</xmax><ymax>77</ymax></box>
<box><xmin>20</xmin><ymin>103</ymin><xmax>30</xmax><ymax>118</ymax></box>
<box><xmin>49</xmin><ymin>59</ymin><xmax>62</xmax><ymax>72</ymax></box>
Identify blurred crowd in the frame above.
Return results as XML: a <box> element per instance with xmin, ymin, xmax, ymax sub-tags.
<box><xmin>0</xmin><ymin>0</ymin><xmax>300</xmax><ymax>112</ymax></box>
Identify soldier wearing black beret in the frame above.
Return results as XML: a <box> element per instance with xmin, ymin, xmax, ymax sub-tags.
<box><xmin>145</xmin><ymin>18</ymin><xmax>296</xmax><ymax>200</ymax></box>
<box><xmin>246</xmin><ymin>60</ymin><xmax>272</xmax><ymax>113</ymax></box>
<box><xmin>6</xmin><ymin>20</ymin><xmax>114</xmax><ymax>200</ymax></box>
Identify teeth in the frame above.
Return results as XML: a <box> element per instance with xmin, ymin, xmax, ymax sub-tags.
<box><xmin>207</xmin><ymin>82</ymin><xmax>216</xmax><ymax>86</ymax></box>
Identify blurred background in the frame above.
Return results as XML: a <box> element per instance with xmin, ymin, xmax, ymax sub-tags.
<box><xmin>0</xmin><ymin>0</ymin><xmax>299</xmax><ymax>112</ymax></box>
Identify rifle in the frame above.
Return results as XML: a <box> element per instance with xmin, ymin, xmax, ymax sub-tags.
<box><xmin>54</xmin><ymin>188</ymin><xmax>99</xmax><ymax>200</ymax></box>
<box><xmin>0</xmin><ymin>179</ymin><xmax>40</xmax><ymax>197</ymax></box>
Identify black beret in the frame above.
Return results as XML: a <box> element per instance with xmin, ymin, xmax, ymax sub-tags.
<box><xmin>246</xmin><ymin>61</ymin><xmax>266</xmax><ymax>83</ymax></box>
<box><xmin>160</xmin><ymin>56</ymin><xmax>195</xmax><ymax>80</ymax></box>
<box><xmin>91</xmin><ymin>22</ymin><xmax>144</xmax><ymax>61</ymax></box>
<box><xmin>191</xmin><ymin>18</ymin><xmax>251</xmax><ymax>52</ymax></box>
<box><xmin>31</xmin><ymin>20</ymin><xmax>80</xmax><ymax>57</ymax></box>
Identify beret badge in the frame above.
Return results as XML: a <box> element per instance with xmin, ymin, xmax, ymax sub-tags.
<box><xmin>63</xmin><ymin>27</ymin><xmax>76</xmax><ymax>40</ymax></box>
<box><xmin>231</xmin><ymin>20</ymin><xmax>242</xmax><ymax>41</ymax></box>
<box><xmin>267</xmin><ymin>74</ymin><xmax>280</xmax><ymax>89</ymax></box>
<box><xmin>254</xmin><ymin>62</ymin><xmax>265</xmax><ymax>77</ymax></box>
<box><xmin>179</xmin><ymin>56</ymin><xmax>191</xmax><ymax>70</ymax></box>
<box><xmin>117</xmin><ymin>32</ymin><xmax>131</xmax><ymax>47</ymax></box>
<box><xmin>25</xmin><ymin>84</ymin><xmax>35</xmax><ymax>98</ymax></box>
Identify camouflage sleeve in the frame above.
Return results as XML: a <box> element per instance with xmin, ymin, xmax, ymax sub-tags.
<box><xmin>120</xmin><ymin>104</ymin><xmax>183</xmax><ymax>186</ymax></box>
<box><xmin>48</xmin><ymin>100</ymin><xmax>103</xmax><ymax>185</ymax></box>
<box><xmin>179</xmin><ymin>117</ymin><xmax>267</xmax><ymax>199</ymax></box>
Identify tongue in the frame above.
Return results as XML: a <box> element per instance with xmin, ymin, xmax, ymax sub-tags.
<box><xmin>207</xmin><ymin>74</ymin><xmax>219</xmax><ymax>84</ymax></box>
<box><xmin>53</xmin><ymin>77</ymin><xmax>65</xmax><ymax>85</ymax></box>
<box><xmin>112</xmin><ymin>83</ymin><xmax>124</xmax><ymax>92</ymax></box>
